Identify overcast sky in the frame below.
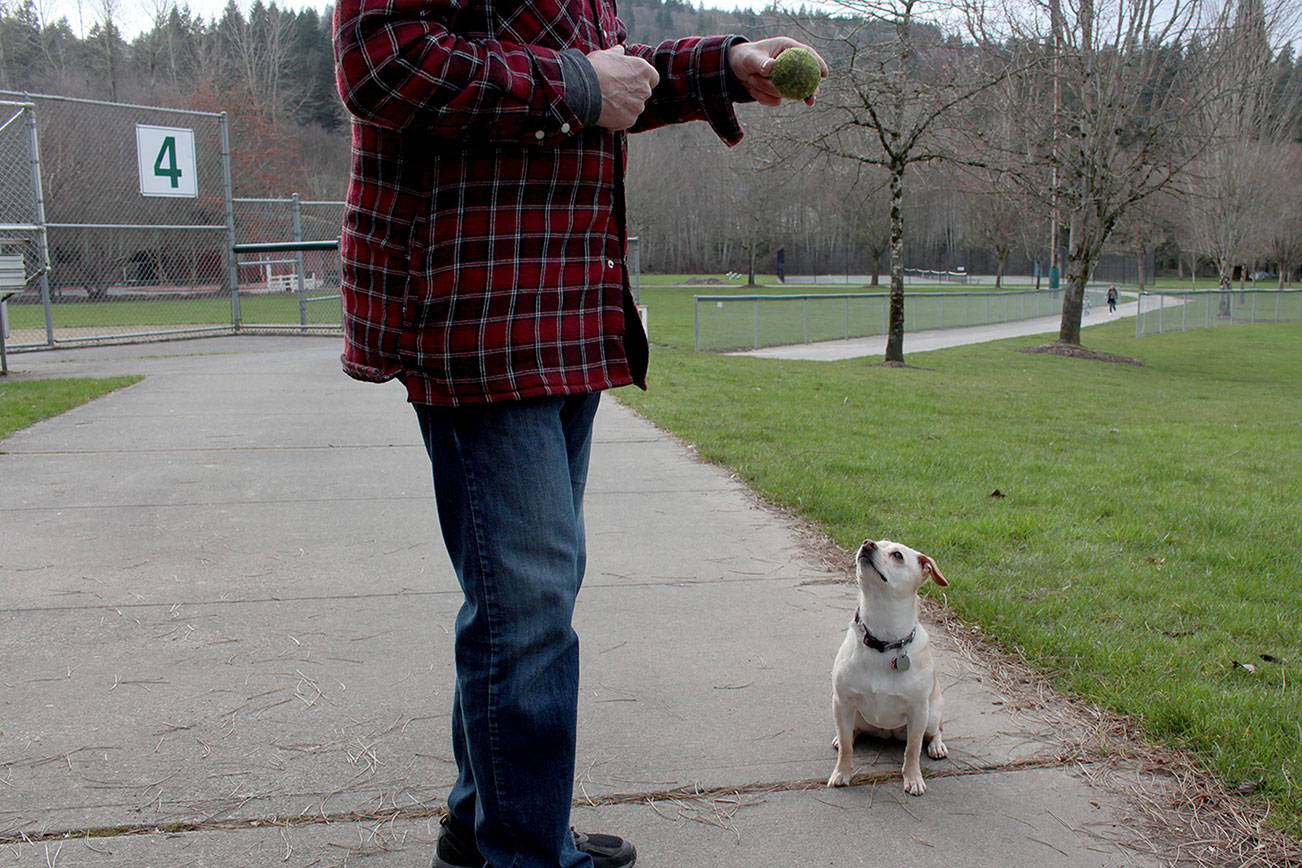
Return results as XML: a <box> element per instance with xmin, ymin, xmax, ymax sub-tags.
<box><xmin>36</xmin><ymin>0</ymin><xmax>766</xmax><ymax>39</ymax></box>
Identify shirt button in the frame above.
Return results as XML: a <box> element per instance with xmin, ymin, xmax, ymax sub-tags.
<box><xmin>535</xmin><ymin>130</ymin><xmax>545</xmax><ymax>140</ymax></box>
<box><xmin>561</xmin><ymin>122</ymin><xmax>571</xmax><ymax>134</ymax></box>
<box><xmin>607</xmin><ymin>258</ymin><xmax>616</xmax><ymax>268</ymax></box>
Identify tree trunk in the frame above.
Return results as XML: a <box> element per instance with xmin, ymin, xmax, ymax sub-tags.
<box><xmin>885</xmin><ymin>165</ymin><xmax>906</xmax><ymax>363</ymax></box>
<box><xmin>1218</xmin><ymin>264</ymin><xmax>1233</xmax><ymax>317</ymax></box>
<box><xmin>1057</xmin><ymin>216</ymin><xmax>1090</xmax><ymax>345</ymax></box>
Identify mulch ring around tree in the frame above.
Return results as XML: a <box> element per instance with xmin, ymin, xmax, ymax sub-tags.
<box><xmin>1018</xmin><ymin>341</ymin><xmax>1146</xmax><ymax>366</ymax></box>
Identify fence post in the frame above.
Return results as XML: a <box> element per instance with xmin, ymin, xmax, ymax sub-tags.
<box><xmin>693</xmin><ymin>296</ymin><xmax>699</xmax><ymax>352</ymax></box>
<box><xmin>219</xmin><ymin>112</ymin><xmax>240</xmax><ymax>328</ymax></box>
<box><xmin>24</xmin><ymin>101</ymin><xmax>54</xmax><ymax>346</ymax></box>
<box><xmin>803</xmin><ymin>297</ymin><xmax>809</xmax><ymax>343</ymax></box>
<box><xmin>293</xmin><ymin>193</ymin><xmax>307</xmax><ymax>329</ymax></box>
<box><xmin>753</xmin><ymin>297</ymin><xmax>759</xmax><ymax>349</ymax></box>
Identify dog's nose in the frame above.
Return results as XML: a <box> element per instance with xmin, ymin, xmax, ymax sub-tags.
<box><xmin>863</xmin><ymin>539</ymin><xmax>876</xmax><ymax>550</ymax></box>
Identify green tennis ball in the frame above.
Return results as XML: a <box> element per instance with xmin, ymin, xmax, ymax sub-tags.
<box><xmin>770</xmin><ymin>47</ymin><xmax>822</xmax><ymax>101</ymax></box>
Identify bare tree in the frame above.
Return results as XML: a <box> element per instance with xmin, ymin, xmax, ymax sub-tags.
<box><xmin>222</xmin><ymin>0</ymin><xmax>298</xmax><ymax>126</ymax></box>
<box><xmin>960</xmin><ymin>164</ymin><xmax>1036</xmax><ymax>288</ymax></box>
<box><xmin>802</xmin><ymin>0</ymin><xmax>1018</xmax><ymax>363</ymax></box>
<box><xmin>94</xmin><ymin>0</ymin><xmax>120</xmax><ymax>100</ymax></box>
<box><xmin>1177</xmin><ymin>0</ymin><xmax>1302</xmax><ymax>302</ymax></box>
<box><xmin>1176</xmin><ymin>140</ymin><xmax>1275</xmax><ymax>299</ymax></box>
<box><xmin>1259</xmin><ymin>141</ymin><xmax>1302</xmax><ymax>285</ymax></box>
<box><xmin>725</xmin><ymin>141</ymin><xmax>795</xmax><ymax>287</ymax></box>
<box><xmin>829</xmin><ymin>163</ymin><xmax>892</xmax><ymax>285</ymax></box>
<box><xmin>972</xmin><ymin>0</ymin><xmax>1240</xmax><ymax>350</ymax></box>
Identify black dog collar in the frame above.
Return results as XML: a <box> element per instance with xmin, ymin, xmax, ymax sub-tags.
<box><xmin>853</xmin><ymin>609</ymin><xmax>916</xmax><ymax>652</ymax></box>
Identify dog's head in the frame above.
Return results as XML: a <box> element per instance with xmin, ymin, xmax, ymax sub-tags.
<box><xmin>855</xmin><ymin>538</ymin><xmax>948</xmax><ymax>595</ymax></box>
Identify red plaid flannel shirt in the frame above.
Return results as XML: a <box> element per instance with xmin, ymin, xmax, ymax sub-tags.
<box><xmin>334</xmin><ymin>0</ymin><xmax>747</xmax><ymax>405</ymax></box>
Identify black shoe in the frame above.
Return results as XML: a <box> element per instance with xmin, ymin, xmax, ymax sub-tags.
<box><xmin>572</xmin><ymin>829</ymin><xmax>637</xmax><ymax>867</ymax></box>
<box><xmin>432</xmin><ymin>814</ymin><xmax>636</xmax><ymax>868</ymax></box>
<box><xmin>432</xmin><ymin>814</ymin><xmax>482</xmax><ymax>868</ymax></box>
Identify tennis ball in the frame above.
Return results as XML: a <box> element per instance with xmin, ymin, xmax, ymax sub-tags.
<box><xmin>770</xmin><ymin>47</ymin><xmax>822</xmax><ymax>101</ymax></box>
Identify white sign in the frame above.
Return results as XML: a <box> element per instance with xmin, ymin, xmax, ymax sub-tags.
<box><xmin>136</xmin><ymin>124</ymin><xmax>197</xmax><ymax>198</ymax></box>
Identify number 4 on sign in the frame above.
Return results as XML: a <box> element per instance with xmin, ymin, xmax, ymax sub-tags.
<box><xmin>136</xmin><ymin>124</ymin><xmax>197</xmax><ymax>198</ymax></box>
<box><xmin>154</xmin><ymin>136</ymin><xmax>182</xmax><ymax>188</ymax></box>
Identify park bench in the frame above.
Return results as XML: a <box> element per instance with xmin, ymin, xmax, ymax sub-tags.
<box><xmin>1</xmin><ymin>252</ymin><xmax>27</xmax><ymax>374</ymax></box>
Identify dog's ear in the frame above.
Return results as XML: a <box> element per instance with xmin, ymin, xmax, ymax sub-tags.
<box><xmin>919</xmin><ymin>554</ymin><xmax>948</xmax><ymax>587</ymax></box>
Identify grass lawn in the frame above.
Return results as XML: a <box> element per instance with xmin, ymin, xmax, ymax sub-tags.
<box><xmin>0</xmin><ymin>377</ymin><xmax>143</xmax><ymax>441</ymax></box>
<box><xmin>3</xmin><ymin>293</ymin><xmax>342</xmax><ymax>331</ymax></box>
<box><xmin>619</xmin><ymin>290</ymin><xmax>1302</xmax><ymax>836</ymax></box>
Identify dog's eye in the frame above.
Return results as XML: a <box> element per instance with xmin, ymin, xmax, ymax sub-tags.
<box><xmin>891</xmin><ymin>551</ymin><xmax>904</xmax><ymax>560</ymax></box>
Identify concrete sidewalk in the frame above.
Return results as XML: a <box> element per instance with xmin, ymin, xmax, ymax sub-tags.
<box><xmin>1</xmin><ymin>337</ymin><xmax>1166</xmax><ymax>866</ymax></box>
<box><xmin>731</xmin><ymin>302</ymin><xmax>1137</xmax><ymax>361</ymax></box>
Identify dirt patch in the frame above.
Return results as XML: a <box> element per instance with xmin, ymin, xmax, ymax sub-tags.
<box><xmin>1018</xmin><ymin>341</ymin><xmax>1146</xmax><ymax>366</ymax></box>
<box><xmin>867</xmin><ymin>360</ymin><xmax>930</xmax><ymax>370</ymax></box>
<box><xmin>680</xmin><ymin>277</ymin><xmax>730</xmax><ymax>285</ymax></box>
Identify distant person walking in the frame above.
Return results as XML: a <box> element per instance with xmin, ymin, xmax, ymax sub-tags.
<box><xmin>1107</xmin><ymin>284</ymin><xmax>1118</xmax><ymax>313</ymax></box>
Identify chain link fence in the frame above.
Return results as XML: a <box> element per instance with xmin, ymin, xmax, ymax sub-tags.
<box><xmin>233</xmin><ymin>196</ymin><xmax>344</xmax><ymax>331</ymax></box>
<box><xmin>1136</xmin><ymin>289</ymin><xmax>1302</xmax><ymax>337</ymax></box>
<box><xmin>694</xmin><ymin>288</ymin><xmax>1071</xmax><ymax>352</ymax></box>
<box><xmin>0</xmin><ymin>91</ymin><xmax>241</xmax><ymax>348</ymax></box>
<box><xmin>0</xmin><ymin>100</ymin><xmax>44</xmax><ymax>361</ymax></box>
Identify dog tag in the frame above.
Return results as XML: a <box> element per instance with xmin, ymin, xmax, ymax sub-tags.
<box><xmin>893</xmin><ymin>654</ymin><xmax>911</xmax><ymax>672</ymax></box>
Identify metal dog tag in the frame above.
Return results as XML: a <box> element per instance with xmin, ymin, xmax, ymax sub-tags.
<box><xmin>893</xmin><ymin>654</ymin><xmax>911</xmax><ymax>672</ymax></box>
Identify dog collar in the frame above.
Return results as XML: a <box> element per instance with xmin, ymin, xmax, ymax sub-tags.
<box><xmin>853</xmin><ymin>609</ymin><xmax>916</xmax><ymax>651</ymax></box>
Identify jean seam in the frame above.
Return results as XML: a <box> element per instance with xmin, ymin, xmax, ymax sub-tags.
<box><xmin>448</xmin><ymin>420</ymin><xmax>514</xmax><ymax>852</ymax></box>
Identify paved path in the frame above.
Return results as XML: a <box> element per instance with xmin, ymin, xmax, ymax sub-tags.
<box><xmin>732</xmin><ymin>302</ymin><xmax>1137</xmax><ymax>361</ymax></box>
<box><xmin>0</xmin><ymin>336</ymin><xmax>1183</xmax><ymax>866</ymax></box>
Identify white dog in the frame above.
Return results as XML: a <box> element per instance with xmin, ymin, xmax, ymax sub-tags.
<box><xmin>828</xmin><ymin>538</ymin><xmax>949</xmax><ymax>795</ymax></box>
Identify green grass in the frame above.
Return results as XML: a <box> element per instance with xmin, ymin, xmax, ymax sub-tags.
<box><xmin>4</xmin><ymin>294</ymin><xmax>342</xmax><ymax>331</ymax></box>
<box><xmin>0</xmin><ymin>377</ymin><xmax>143</xmax><ymax>441</ymax></box>
<box><xmin>619</xmin><ymin>298</ymin><xmax>1302</xmax><ymax>836</ymax></box>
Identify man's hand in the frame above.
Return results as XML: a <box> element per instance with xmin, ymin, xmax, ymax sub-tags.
<box><xmin>587</xmin><ymin>45</ymin><xmax>660</xmax><ymax>130</ymax></box>
<box><xmin>729</xmin><ymin>38</ymin><xmax>828</xmax><ymax>107</ymax></box>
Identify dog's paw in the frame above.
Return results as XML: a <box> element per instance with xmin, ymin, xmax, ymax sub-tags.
<box><xmin>902</xmin><ymin>774</ymin><xmax>927</xmax><ymax>796</ymax></box>
<box><xmin>827</xmin><ymin>768</ymin><xmax>853</xmax><ymax>788</ymax></box>
<box><xmin>927</xmin><ymin>737</ymin><xmax>948</xmax><ymax>760</ymax></box>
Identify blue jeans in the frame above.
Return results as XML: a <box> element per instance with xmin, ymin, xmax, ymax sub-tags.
<box><xmin>415</xmin><ymin>393</ymin><xmax>601</xmax><ymax>868</ymax></box>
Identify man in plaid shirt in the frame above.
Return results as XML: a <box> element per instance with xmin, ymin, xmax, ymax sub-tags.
<box><xmin>334</xmin><ymin>0</ymin><xmax>824</xmax><ymax>864</ymax></box>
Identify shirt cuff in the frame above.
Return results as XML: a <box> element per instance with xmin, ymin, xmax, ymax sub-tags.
<box><xmin>560</xmin><ymin>48</ymin><xmax>603</xmax><ymax>127</ymax></box>
<box><xmin>723</xmin><ymin>37</ymin><xmax>756</xmax><ymax>104</ymax></box>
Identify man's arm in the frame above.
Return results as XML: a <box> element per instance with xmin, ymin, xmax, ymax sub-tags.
<box><xmin>333</xmin><ymin>0</ymin><xmax>579</xmax><ymax>143</ymax></box>
<box><xmin>621</xmin><ymin>36</ymin><xmax>827</xmax><ymax>144</ymax></box>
